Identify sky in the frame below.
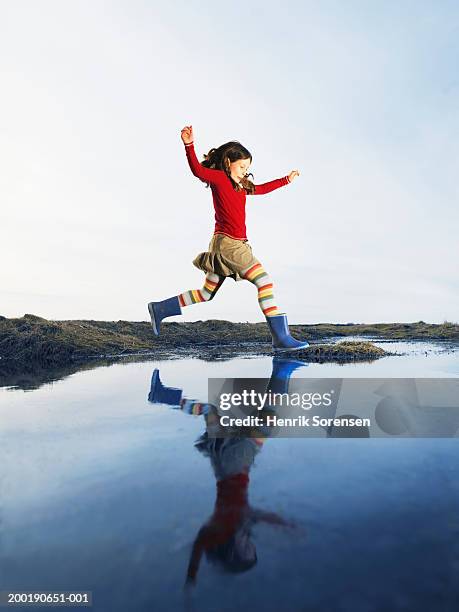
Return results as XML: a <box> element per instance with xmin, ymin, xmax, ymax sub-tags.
<box><xmin>1</xmin><ymin>0</ymin><xmax>458</xmax><ymax>324</ymax></box>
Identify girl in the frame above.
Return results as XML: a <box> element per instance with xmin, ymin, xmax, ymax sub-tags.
<box><xmin>147</xmin><ymin>125</ymin><xmax>309</xmax><ymax>351</ymax></box>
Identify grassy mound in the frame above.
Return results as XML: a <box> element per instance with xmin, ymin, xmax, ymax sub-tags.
<box><xmin>295</xmin><ymin>340</ymin><xmax>387</xmax><ymax>362</ymax></box>
<box><xmin>1</xmin><ymin>313</ymin><xmax>455</xmax><ymax>369</ymax></box>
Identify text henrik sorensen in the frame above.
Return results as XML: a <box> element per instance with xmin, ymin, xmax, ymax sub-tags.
<box><xmin>219</xmin><ymin>415</ymin><xmax>371</xmax><ymax>428</ymax></box>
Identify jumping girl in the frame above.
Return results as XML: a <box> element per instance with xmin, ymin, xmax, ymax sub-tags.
<box><xmin>147</xmin><ymin>125</ymin><xmax>309</xmax><ymax>351</ymax></box>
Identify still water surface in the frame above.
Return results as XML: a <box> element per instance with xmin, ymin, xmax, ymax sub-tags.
<box><xmin>1</xmin><ymin>339</ymin><xmax>458</xmax><ymax>611</ymax></box>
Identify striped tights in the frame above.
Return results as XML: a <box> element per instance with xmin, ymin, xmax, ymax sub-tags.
<box><xmin>178</xmin><ymin>273</ymin><xmax>225</xmax><ymax>306</ymax></box>
<box><xmin>178</xmin><ymin>265</ymin><xmax>283</xmax><ymax>317</ymax></box>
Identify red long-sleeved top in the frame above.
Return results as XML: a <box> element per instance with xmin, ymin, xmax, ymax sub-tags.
<box><xmin>184</xmin><ymin>141</ymin><xmax>290</xmax><ymax>240</ymax></box>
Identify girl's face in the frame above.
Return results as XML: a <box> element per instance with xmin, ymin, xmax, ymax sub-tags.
<box><xmin>229</xmin><ymin>157</ymin><xmax>251</xmax><ymax>183</ymax></box>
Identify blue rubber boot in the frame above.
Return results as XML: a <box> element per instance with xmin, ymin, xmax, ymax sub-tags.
<box><xmin>147</xmin><ymin>296</ymin><xmax>182</xmax><ymax>336</ymax></box>
<box><xmin>148</xmin><ymin>369</ymin><xmax>183</xmax><ymax>405</ymax></box>
<box><xmin>266</xmin><ymin>314</ymin><xmax>310</xmax><ymax>352</ymax></box>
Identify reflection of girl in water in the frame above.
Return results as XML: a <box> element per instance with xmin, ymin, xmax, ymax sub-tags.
<box><xmin>186</xmin><ymin>433</ymin><xmax>295</xmax><ymax>586</ymax></box>
<box><xmin>147</xmin><ymin>365</ymin><xmax>303</xmax><ymax>586</ymax></box>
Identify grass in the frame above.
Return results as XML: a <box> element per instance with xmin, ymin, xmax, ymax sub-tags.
<box><xmin>0</xmin><ymin>313</ymin><xmax>457</xmax><ymax>370</ymax></box>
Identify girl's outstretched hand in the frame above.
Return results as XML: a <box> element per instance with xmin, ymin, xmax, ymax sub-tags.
<box><xmin>181</xmin><ymin>125</ymin><xmax>194</xmax><ymax>144</ymax></box>
<box><xmin>288</xmin><ymin>170</ymin><xmax>300</xmax><ymax>183</ymax></box>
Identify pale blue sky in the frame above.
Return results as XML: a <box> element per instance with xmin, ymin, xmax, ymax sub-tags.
<box><xmin>1</xmin><ymin>1</ymin><xmax>457</xmax><ymax>323</ymax></box>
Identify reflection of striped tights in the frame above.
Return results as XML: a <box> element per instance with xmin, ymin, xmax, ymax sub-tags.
<box><xmin>178</xmin><ymin>264</ymin><xmax>283</xmax><ymax>317</ymax></box>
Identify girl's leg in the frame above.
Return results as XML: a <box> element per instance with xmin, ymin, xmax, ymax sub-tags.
<box><xmin>148</xmin><ymin>272</ymin><xmax>226</xmax><ymax>336</ymax></box>
<box><xmin>240</xmin><ymin>262</ymin><xmax>284</xmax><ymax>317</ymax></box>
<box><xmin>178</xmin><ymin>272</ymin><xmax>226</xmax><ymax>307</ymax></box>
<box><xmin>239</xmin><ymin>262</ymin><xmax>310</xmax><ymax>350</ymax></box>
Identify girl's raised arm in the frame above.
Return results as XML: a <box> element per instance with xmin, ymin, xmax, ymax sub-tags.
<box><xmin>250</xmin><ymin>170</ymin><xmax>299</xmax><ymax>195</ymax></box>
<box><xmin>181</xmin><ymin>125</ymin><xmax>223</xmax><ymax>185</ymax></box>
<box><xmin>250</xmin><ymin>176</ymin><xmax>290</xmax><ymax>195</ymax></box>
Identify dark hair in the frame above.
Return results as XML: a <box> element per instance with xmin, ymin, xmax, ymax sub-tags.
<box><xmin>205</xmin><ymin>526</ymin><xmax>258</xmax><ymax>574</ymax></box>
<box><xmin>201</xmin><ymin>141</ymin><xmax>256</xmax><ymax>194</ymax></box>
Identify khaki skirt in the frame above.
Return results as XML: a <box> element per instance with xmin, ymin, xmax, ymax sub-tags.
<box><xmin>192</xmin><ymin>233</ymin><xmax>260</xmax><ymax>282</ymax></box>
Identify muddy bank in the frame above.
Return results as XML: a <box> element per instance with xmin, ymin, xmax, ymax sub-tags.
<box><xmin>0</xmin><ymin>313</ymin><xmax>456</xmax><ymax>371</ymax></box>
<box><xmin>0</xmin><ymin>342</ymin><xmax>388</xmax><ymax>391</ymax></box>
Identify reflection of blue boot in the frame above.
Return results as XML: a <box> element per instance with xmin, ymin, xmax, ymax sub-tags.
<box><xmin>147</xmin><ymin>296</ymin><xmax>182</xmax><ymax>336</ymax></box>
<box><xmin>266</xmin><ymin>314</ymin><xmax>310</xmax><ymax>352</ymax></box>
<box><xmin>272</xmin><ymin>356</ymin><xmax>308</xmax><ymax>380</ymax></box>
<box><xmin>269</xmin><ymin>357</ymin><xmax>309</xmax><ymax>394</ymax></box>
<box><xmin>148</xmin><ymin>369</ymin><xmax>182</xmax><ymax>405</ymax></box>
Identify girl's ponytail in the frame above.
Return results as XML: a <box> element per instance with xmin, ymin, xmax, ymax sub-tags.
<box><xmin>202</xmin><ymin>148</ymin><xmax>219</xmax><ymax>168</ymax></box>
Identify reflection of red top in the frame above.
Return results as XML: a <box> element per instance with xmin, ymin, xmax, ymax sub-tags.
<box><xmin>184</xmin><ymin>141</ymin><xmax>290</xmax><ymax>240</ymax></box>
<box><xmin>199</xmin><ymin>472</ymin><xmax>250</xmax><ymax>547</ymax></box>
<box><xmin>186</xmin><ymin>472</ymin><xmax>249</xmax><ymax>581</ymax></box>
<box><xmin>186</xmin><ymin>467</ymin><xmax>291</xmax><ymax>583</ymax></box>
